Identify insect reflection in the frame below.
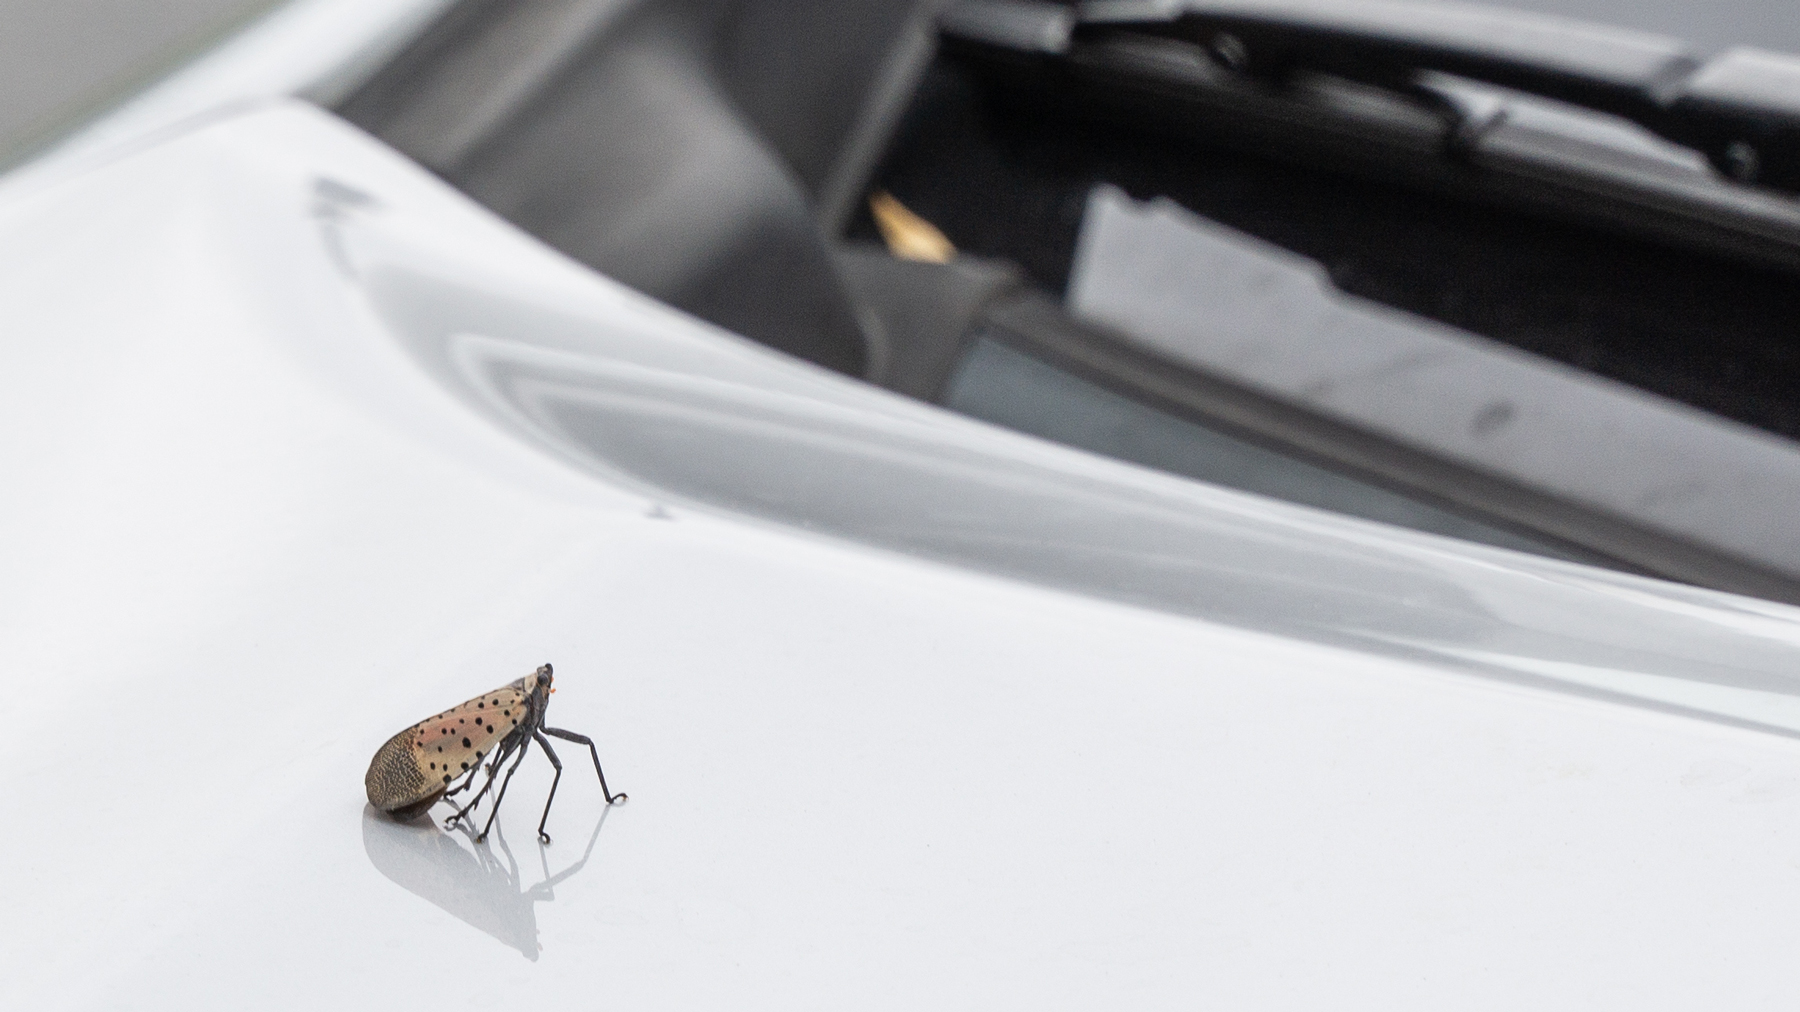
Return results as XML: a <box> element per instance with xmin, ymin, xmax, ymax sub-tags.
<box><xmin>361</xmin><ymin>801</ymin><xmax>614</xmax><ymax>960</ymax></box>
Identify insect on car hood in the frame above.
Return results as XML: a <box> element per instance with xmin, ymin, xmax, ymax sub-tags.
<box><xmin>365</xmin><ymin>663</ymin><xmax>626</xmax><ymax>843</ymax></box>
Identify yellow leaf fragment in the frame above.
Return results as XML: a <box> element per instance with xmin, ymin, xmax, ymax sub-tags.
<box><xmin>869</xmin><ymin>190</ymin><xmax>956</xmax><ymax>263</ymax></box>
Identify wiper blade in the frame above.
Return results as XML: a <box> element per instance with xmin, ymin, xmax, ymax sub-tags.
<box><xmin>1077</xmin><ymin>0</ymin><xmax>1800</xmax><ymax>191</ymax></box>
<box><xmin>946</xmin><ymin>0</ymin><xmax>1800</xmax><ymax>193</ymax></box>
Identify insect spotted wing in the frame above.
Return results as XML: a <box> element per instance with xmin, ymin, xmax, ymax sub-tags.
<box><xmin>366</xmin><ymin>683</ymin><xmax>528</xmax><ymax>817</ymax></box>
<box><xmin>365</xmin><ymin>663</ymin><xmax>626</xmax><ymax>843</ymax></box>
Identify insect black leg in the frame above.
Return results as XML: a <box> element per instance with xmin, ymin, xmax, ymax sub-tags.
<box><xmin>442</xmin><ymin>763</ymin><xmax>483</xmax><ymax>800</ymax></box>
<box><xmin>444</xmin><ymin>770</ymin><xmax>495</xmax><ymax>829</ymax></box>
<box><xmin>542</xmin><ymin>726</ymin><xmax>628</xmax><ymax>805</ymax></box>
<box><xmin>532</xmin><ymin>731</ymin><xmax>565</xmax><ymax>844</ymax></box>
<box><xmin>477</xmin><ymin>737</ymin><xmax>535</xmax><ymax>843</ymax></box>
<box><xmin>444</xmin><ymin>743</ymin><xmax>513</xmax><ymax>830</ymax></box>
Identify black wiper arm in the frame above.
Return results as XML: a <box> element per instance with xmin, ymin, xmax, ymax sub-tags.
<box><xmin>1070</xmin><ymin>0</ymin><xmax>1800</xmax><ymax>192</ymax></box>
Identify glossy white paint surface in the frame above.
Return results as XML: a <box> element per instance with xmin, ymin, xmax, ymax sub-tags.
<box><xmin>6</xmin><ymin>102</ymin><xmax>1800</xmax><ymax>1009</ymax></box>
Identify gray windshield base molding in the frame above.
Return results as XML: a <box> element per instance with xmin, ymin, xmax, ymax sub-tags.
<box><xmin>1067</xmin><ymin>184</ymin><xmax>1800</xmax><ymax>593</ymax></box>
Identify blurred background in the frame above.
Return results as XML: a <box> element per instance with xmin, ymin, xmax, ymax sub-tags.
<box><xmin>7</xmin><ymin>0</ymin><xmax>1800</xmax><ymax>605</ymax></box>
<box><xmin>9</xmin><ymin>0</ymin><xmax>1800</xmax><ymax>168</ymax></box>
<box><xmin>0</xmin><ymin>0</ymin><xmax>276</xmax><ymax>164</ymax></box>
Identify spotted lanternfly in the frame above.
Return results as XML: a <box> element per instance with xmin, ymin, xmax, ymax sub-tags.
<box><xmin>365</xmin><ymin>663</ymin><xmax>626</xmax><ymax>843</ymax></box>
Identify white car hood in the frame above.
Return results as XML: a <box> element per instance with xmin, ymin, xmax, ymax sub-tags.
<box><xmin>6</xmin><ymin>95</ymin><xmax>1800</xmax><ymax>1010</ymax></box>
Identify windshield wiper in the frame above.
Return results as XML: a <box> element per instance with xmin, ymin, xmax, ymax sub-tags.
<box><xmin>944</xmin><ymin>0</ymin><xmax>1800</xmax><ymax>194</ymax></box>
